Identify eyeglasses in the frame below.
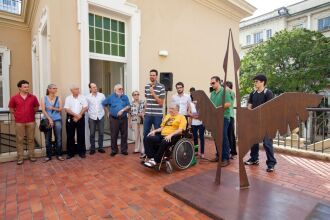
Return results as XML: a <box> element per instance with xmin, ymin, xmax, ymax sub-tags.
<box><xmin>118</xmin><ymin>88</ymin><xmax>123</xmax><ymax>90</ymax></box>
<box><xmin>51</xmin><ymin>88</ymin><xmax>58</xmax><ymax>89</ymax></box>
<box><xmin>133</xmin><ymin>93</ymin><xmax>139</xmax><ymax>96</ymax></box>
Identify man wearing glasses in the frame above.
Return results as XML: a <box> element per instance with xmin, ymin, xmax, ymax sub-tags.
<box><xmin>143</xmin><ymin>104</ymin><xmax>187</xmax><ymax>168</ymax></box>
<box><xmin>210</xmin><ymin>76</ymin><xmax>231</xmax><ymax>167</ymax></box>
<box><xmin>102</xmin><ymin>84</ymin><xmax>130</xmax><ymax>156</ymax></box>
<box><xmin>244</xmin><ymin>74</ymin><xmax>277</xmax><ymax>172</ymax></box>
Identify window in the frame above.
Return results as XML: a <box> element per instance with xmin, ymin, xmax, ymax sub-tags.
<box><xmin>0</xmin><ymin>54</ymin><xmax>2</xmax><ymax>108</ymax></box>
<box><xmin>89</xmin><ymin>13</ymin><xmax>125</xmax><ymax>57</ymax></box>
<box><xmin>253</xmin><ymin>32</ymin><xmax>263</xmax><ymax>44</ymax></box>
<box><xmin>266</xmin><ymin>29</ymin><xmax>272</xmax><ymax>39</ymax></box>
<box><xmin>246</xmin><ymin>35</ymin><xmax>251</xmax><ymax>45</ymax></box>
<box><xmin>318</xmin><ymin>16</ymin><xmax>330</xmax><ymax>31</ymax></box>
<box><xmin>293</xmin><ymin>23</ymin><xmax>304</xmax><ymax>29</ymax></box>
<box><xmin>0</xmin><ymin>47</ymin><xmax>10</xmax><ymax>110</ymax></box>
<box><xmin>0</xmin><ymin>0</ymin><xmax>22</xmax><ymax>15</ymax></box>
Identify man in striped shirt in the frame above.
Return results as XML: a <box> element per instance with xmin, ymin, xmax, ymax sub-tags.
<box><xmin>143</xmin><ymin>69</ymin><xmax>166</xmax><ymax>139</ymax></box>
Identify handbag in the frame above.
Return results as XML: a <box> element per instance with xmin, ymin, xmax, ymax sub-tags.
<box><xmin>39</xmin><ymin>96</ymin><xmax>59</xmax><ymax>132</ymax></box>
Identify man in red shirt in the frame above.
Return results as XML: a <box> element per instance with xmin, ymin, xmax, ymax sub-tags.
<box><xmin>8</xmin><ymin>80</ymin><xmax>40</xmax><ymax>165</ymax></box>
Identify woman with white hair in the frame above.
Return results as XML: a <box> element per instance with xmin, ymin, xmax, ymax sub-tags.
<box><xmin>128</xmin><ymin>90</ymin><xmax>145</xmax><ymax>157</ymax></box>
<box><xmin>40</xmin><ymin>84</ymin><xmax>65</xmax><ymax>162</ymax></box>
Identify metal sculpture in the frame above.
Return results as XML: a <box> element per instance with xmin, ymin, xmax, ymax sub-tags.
<box><xmin>192</xmin><ymin>29</ymin><xmax>323</xmax><ymax>188</ymax></box>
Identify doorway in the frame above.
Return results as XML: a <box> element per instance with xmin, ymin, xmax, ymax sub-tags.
<box><xmin>89</xmin><ymin>59</ymin><xmax>127</xmax><ymax>146</ymax></box>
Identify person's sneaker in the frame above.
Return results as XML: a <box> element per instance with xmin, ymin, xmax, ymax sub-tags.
<box><xmin>17</xmin><ymin>160</ymin><xmax>24</xmax><ymax>165</ymax></box>
<box><xmin>30</xmin><ymin>157</ymin><xmax>37</xmax><ymax>162</ymax></box>
<box><xmin>266</xmin><ymin>166</ymin><xmax>275</xmax><ymax>172</ymax></box>
<box><xmin>244</xmin><ymin>158</ymin><xmax>259</xmax><ymax>165</ymax></box>
<box><xmin>79</xmin><ymin>154</ymin><xmax>86</xmax><ymax>158</ymax></box>
<box><xmin>121</xmin><ymin>152</ymin><xmax>128</xmax><ymax>155</ymax></box>
<box><xmin>144</xmin><ymin>158</ymin><xmax>157</xmax><ymax>168</ymax></box>
<box><xmin>220</xmin><ymin>160</ymin><xmax>230</xmax><ymax>167</ymax></box>
<box><xmin>89</xmin><ymin>150</ymin><xmax>96</xmax><ymax>155</ymax></box>
<box><xmin>57</xmin><ymin>156</ymin><xmax>65</xmax><ymax>161</ymax></box>
<box><xmin>230</xmin><ymin>154</ymin><xmax>237</xmax><ymax>160</ymax></box>
<box><xmin>98</xmin><ymin>149</ymin><xmax>105</xmax><ymax>153</ymax></box>
<box><xmin>43</xmin><ymin>157</ymin><xmax>51</xmax><ymax>163</ymax></box>
<box><xmin>140</xmin><ymin>154</ymin><xmax>147</xmax><ymax>159</ymax></box>
<box><xmin>110</xmin><ymin>152</ymin><xmax>117</xmax><ymax>157</ymax></box>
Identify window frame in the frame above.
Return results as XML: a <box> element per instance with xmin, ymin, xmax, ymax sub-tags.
<box><xmin>266</xmin><ymin>29</ymin><xmax>272</xmax><ymax>39</ymax></box>
<box><xmin>318</xmin><ymin>16</ymin><xmax>330</xmax><ymax>32</ymax></box>
<box><xmin>0</xmin><ymin>46</ymin><xmax>11</xmax><ymax>110</ymax></box>
<box><xmin>246</xmin><ymin>35</ymin><xmax>251</xmax><ymax>45</ymax></box>
<box><xmin>253</xmin><ymin>32</ymin><xmax>263</xmax><ymax>44</ymax></box>
<box><xmin>88</xmin><ymin>12</ymin><xmax>126</xmax><ymax>58</ymax></box>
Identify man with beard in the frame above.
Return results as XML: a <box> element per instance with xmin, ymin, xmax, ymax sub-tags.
<box><xmin>143</xmin><ymin>69</ymin><xmax>165</xmax><ymax>139</ymax></box>
<box><xmin>102</xmin><ymin>84</ymin><xmax>130</xmax><ymax>156</ymax></box>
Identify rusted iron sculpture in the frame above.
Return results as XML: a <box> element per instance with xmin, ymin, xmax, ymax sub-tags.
<box><xmin>192</xmin><ymin>29</ymin><xmax>323</xmax><ymax>189</ymax></box>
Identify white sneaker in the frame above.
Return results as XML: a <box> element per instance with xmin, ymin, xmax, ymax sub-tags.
<box><xmin>144</xmin><ymin>158</ymin><xmax>157</xmax><ymax>168</ymax></box>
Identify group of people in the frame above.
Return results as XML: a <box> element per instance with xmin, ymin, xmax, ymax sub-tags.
<box><xmin>8</xmin><ymin>70</ymin><xmax>276</xmax><ymax>172</ymax></box>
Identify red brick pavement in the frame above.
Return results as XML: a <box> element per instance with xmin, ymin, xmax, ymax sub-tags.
<box><xmin>0</xmin><ymin>139</ymin><xmax>330</xmax><ymax>219</ymax></box>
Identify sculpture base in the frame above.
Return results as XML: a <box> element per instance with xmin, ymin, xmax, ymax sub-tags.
<box><xmin>164</xmin><ymin>169</ymin><xmax>330</xmax><ymax>220</ymax></box>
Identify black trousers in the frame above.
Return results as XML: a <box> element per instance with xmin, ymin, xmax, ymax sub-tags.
<box><xmin>228</xmin><ymin>117</ymin><xmax>237</xmax><ymax>156</ymax></box>
<box><xmin>144</xmin><ymin>133</ymin><xmax>180</xmax><ymax>163</ymax></box>
<box><xmin>66</xmin><ymin>115</ymin><xmax>86</xmax><ymax>156</ymax></box>
<box><xmin>110</xmin><ymin>116</ymin><xmax>128</xmax><ymax>153</ymax></box>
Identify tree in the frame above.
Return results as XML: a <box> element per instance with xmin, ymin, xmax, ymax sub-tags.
<box><xmin>240</xmin><ymin>29</ymin><xmax>330</xmax><ymax>97</ymax></box>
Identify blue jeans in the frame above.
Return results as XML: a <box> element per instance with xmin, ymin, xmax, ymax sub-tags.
<box><xmin>192</xmin><ymin>125</ymin><xmax>205</xmax><ymax>154</ymax></box>
<box><xmin>250</xmin><ymin>137</ymin><xmax>277</xmax><ymax>167</ymax></box>
<box><xmin>89</xmin><ymin>117</ymin><xmax>105</xmax><ymax>150</ymax></box>
<box><xmin>143</xmin><ymin>115</ymin><xmax>163</xmax><ymax>138</ymax></box>
<box><xmin>215</xmin><ymin>118</ymin><xmax>230</xmax><ymax>161</ymax></box>
<box><xmin>44</xmin><ymin>120</ymin><xmax>62</xmax><ymax>158</ymax></box>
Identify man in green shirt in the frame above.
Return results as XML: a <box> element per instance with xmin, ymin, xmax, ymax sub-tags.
<box><xmin>209</xmin><ymin>76</ymin><xmax>231</xmax><ymax>167</ymax></box>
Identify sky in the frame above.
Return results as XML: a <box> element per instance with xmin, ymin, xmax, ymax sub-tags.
<box><xmin>245</xmin><ymin>0</ymin><xmax>303</xmax><ymax>19</ymax></box>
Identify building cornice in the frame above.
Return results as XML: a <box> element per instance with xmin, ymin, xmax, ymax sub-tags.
<box><xmin>194</xmin><ymin>0</ymin><xmax>256</xmax><ymax>22</ymax></box>
<box><xmin>240</xmin><ymin>2</ymin><xmax>330</xmax><ymax>30</ymax></box>
<box><xmin>0</xmin><ymin>0</ymin><xmax>39</xmax><ymax>31</ymax></box>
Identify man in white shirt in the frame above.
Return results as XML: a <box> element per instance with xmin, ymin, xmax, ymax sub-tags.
<box><xmin>86</xmin><ymin>83</ymin><xmax>107</xmax><ymax>155</ymax></box>
<box><xmin>171</xmin><ymin>82</ymin><xmax>191</xmax><ymax>119</ymax></box>
<box><xmin>64</xmin><ymin>85</ymin><xmax>88</xmax><ymax>159</ymax></box>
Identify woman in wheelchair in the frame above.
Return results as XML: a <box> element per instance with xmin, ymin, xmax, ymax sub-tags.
<box><xmin>143</xmin><ymin>104</ymin><xmax>187</xmax><ymax>168</ymax></box>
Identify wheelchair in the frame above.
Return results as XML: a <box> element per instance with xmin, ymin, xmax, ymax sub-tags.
<box><xmin>142</xmin><ymin>131</ymin><xmax>195</xmax><ymax>174</ymax></box>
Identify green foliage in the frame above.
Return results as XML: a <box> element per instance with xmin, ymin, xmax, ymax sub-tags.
<box><xmin>240</xmin><ymin>29</ymin><xmax>330</xmax><ymax>97</ymax></box>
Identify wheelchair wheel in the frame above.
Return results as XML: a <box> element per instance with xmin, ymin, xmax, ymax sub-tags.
<box><xmin>171</xmin><ymin>138</ymin><xmax>194</xmax><ymax>170</ymax></box>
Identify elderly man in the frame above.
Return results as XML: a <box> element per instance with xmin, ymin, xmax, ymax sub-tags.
<box><xmin>143</xmin><ymin>104</ymin><xmax>187</xmax><ymax>168</ymax></box>
<box><xmin>9</xmin><ymin>80</ymin><xmax>40</xmax><ymax>165</ymax></box>
<box><xmin>102</xmin><ymin>84</ymin><xmax>130</xmax><ymax>156</ymax></box>
<box><xmin>86</xmin><ymin>83</ymin><xmax>106</xmax><ymax>155</ymax></box>
<box><xmin>64</xmin><ymin>85</ymin><xmax>88</xmax><ymax>159</ymax></box>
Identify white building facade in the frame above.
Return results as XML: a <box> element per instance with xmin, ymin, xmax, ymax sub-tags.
<box><xmin>240</xmin><ymin>0</ymin><xmax>330</xmax><ymax>57</ymax></box>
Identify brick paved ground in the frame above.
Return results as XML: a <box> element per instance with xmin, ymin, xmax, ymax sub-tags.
<box><xmin>0</xmin><ymin>139</ymin><xmax>330</xmax><ymax>219</ymax></box>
